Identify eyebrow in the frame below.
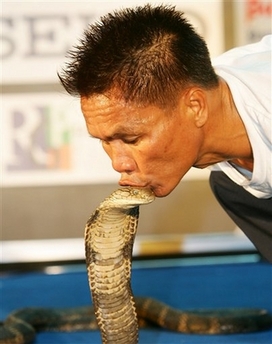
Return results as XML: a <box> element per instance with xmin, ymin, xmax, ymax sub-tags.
<box><xmin>89</xmin><ymin>126</ymin><xmax>140</xmax><ymax>141</ymax></box>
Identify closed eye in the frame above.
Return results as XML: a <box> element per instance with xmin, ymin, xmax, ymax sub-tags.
<box><xmin>101</xmin><ymin>137</ymin><xmax>140</xmax><ymax>145</ymax></box>
<box><xmin>122</xmin><ymin>137</ymin><xmax>141</xmax><ymax>144</ymax></box>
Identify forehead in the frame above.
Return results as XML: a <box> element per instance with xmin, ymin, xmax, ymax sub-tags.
<box><xmin>81</xmin><ymin>94</ymin><xmax>138</xmax><ymax>122</ymax></box>
<box><xmin>80</xmin><ymin>94</ymin><xmax>166</xmax><ymax>135</ymax></box>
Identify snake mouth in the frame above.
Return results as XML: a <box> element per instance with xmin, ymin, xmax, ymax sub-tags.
<box><xmin>127</xmin><ymin>186</ymin><xmax>155</xmax><ymax>202</ymax></box>
<box><xmin>106</xmin><ymin>186</ymin><xmax>155</xmax><ymax>207</ymax></box>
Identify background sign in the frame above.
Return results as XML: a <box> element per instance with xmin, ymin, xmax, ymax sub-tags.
<box><xmin>2</xmin><ymin>0</ymin><xmax>224</xmax><ymax>84</ymax></box>
<box><xmin>2</xmin><ymin>93</ymin><xmax>120</xmax><ymax>186</ymax></box>
<box><xmin>234</xmin><ymin>0</ymin><xmax>271</xmax><ymax>45</ymax></box>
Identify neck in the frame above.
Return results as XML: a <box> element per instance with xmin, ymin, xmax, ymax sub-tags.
<box><xmin>195</xmin><ymin>79</ymin><xmax>253</xmax><ymax>171</ymax></box>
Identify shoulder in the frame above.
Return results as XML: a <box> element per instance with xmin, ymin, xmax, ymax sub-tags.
<box><xmin>211</xmin><ymin>37</ymin><xmax>271</xmax><ymax>124</ymax></box>
<box><xmin>212</xmin><ymin>35</ymin><xmax>271</xmax><ymax>67</ymax></box>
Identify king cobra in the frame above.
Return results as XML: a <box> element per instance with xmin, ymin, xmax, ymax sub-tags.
<box><xmin>84</xmin><ymin>187</ymin><xmax>155</xmax><ymax>343</ymax></box>
<box><xmin>0</xmin><ymin>187</ymin><xmax>272</xmax><ymax>344</ymax></box>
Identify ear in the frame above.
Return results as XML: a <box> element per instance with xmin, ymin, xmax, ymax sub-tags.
<box><xmin>183</xmin><ymin>87</ymin><xmax>208</xmax><ymax>128</ymax></box>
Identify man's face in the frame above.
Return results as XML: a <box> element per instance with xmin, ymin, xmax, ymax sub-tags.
<box><xmin>81</xmin><ymin>93</ymin><xmax>202</xmax><ymax>197</ymax></box>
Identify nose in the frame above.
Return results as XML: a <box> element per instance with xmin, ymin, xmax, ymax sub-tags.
<box><xmin>103</xmin><ymin>141</ymin><xmax>137</xmax><ymax>174</ymax></box>
<box><xmin>112</xmin><ymin>156</ymin><xmax>136</xmax><ymax>174</ymax></box>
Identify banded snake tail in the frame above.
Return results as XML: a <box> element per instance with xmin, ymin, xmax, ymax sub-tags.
<box><xmin>0</xmin><ymin>187</ymin><xmax>271</xmax><ymax>344</ymax></box>
<box><xmin>0</xmin><ymin>298</ymin><xmax>272</xmax><ymax>343</ymax></box>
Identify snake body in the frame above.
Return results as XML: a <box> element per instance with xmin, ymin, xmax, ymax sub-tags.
<box><xmin>1</xmin><ymin>187</ymin><xmax>272</xmax><ymax>344</ymax></box>
<box><xmin>84</xmin><ymin>187</ymin><xmax>155</xmax><ymax>344</ymax></box>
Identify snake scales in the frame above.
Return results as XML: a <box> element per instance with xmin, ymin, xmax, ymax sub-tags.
<box><xmin>1</xmin><ymin>187</ymin><xmax>272</xmax><ymax>344</ymax></box>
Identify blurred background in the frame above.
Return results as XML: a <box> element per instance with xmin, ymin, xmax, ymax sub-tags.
<box><xmin>1</xmin><ymin>0</ymin><xmax>271</xmax><ymax>265</ymax></box>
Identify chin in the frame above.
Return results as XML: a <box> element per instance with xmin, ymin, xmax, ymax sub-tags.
<box><xmin>152</xmin><ymin>187</ymin><xmax>172</xmax><ymax>198</ymax></box>
<box><xmin>152</xmin><ymin>180</ymin><xmax>181</xmax><ymax>197</ymax></box>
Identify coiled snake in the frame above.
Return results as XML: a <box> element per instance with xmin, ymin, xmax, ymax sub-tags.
<box><xmin>1</xmin><ymin>187</ymin><xmax>272</xmax><ymax>344</ymax></box>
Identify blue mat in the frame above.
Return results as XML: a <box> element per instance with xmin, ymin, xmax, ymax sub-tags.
<box><xmin>1</xmin><ymin>259</ymin><xmax>272</xmax><ymax>343</ymax></box>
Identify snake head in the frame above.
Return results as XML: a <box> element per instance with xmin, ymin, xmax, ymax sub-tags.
<box><xmin>103</xmin><ymin>187</ymin><xmax>155</xmax><ymax>209</ymax></box>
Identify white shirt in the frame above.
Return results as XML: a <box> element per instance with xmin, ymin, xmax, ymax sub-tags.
<box><xmin>211</xmin><ymin>35</ymin><xmax>272</xmax><ymax>199</ymax></box>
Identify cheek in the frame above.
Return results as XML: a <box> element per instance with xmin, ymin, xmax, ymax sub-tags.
<box><xmin>138</xmin><ymin>142</ymin><xmax>168</xmax><ymax>164</ymax></box>
<box><xmin>160</xmin><ymin>137</ymin><xmax>178</xmax><ymax>158</ymax></box>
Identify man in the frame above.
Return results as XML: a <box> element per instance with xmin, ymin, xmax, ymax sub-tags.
<box><xmin>59</xmin><ymin>5</ymin><xmax>271</xmax><ymax>262</ymax></box>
